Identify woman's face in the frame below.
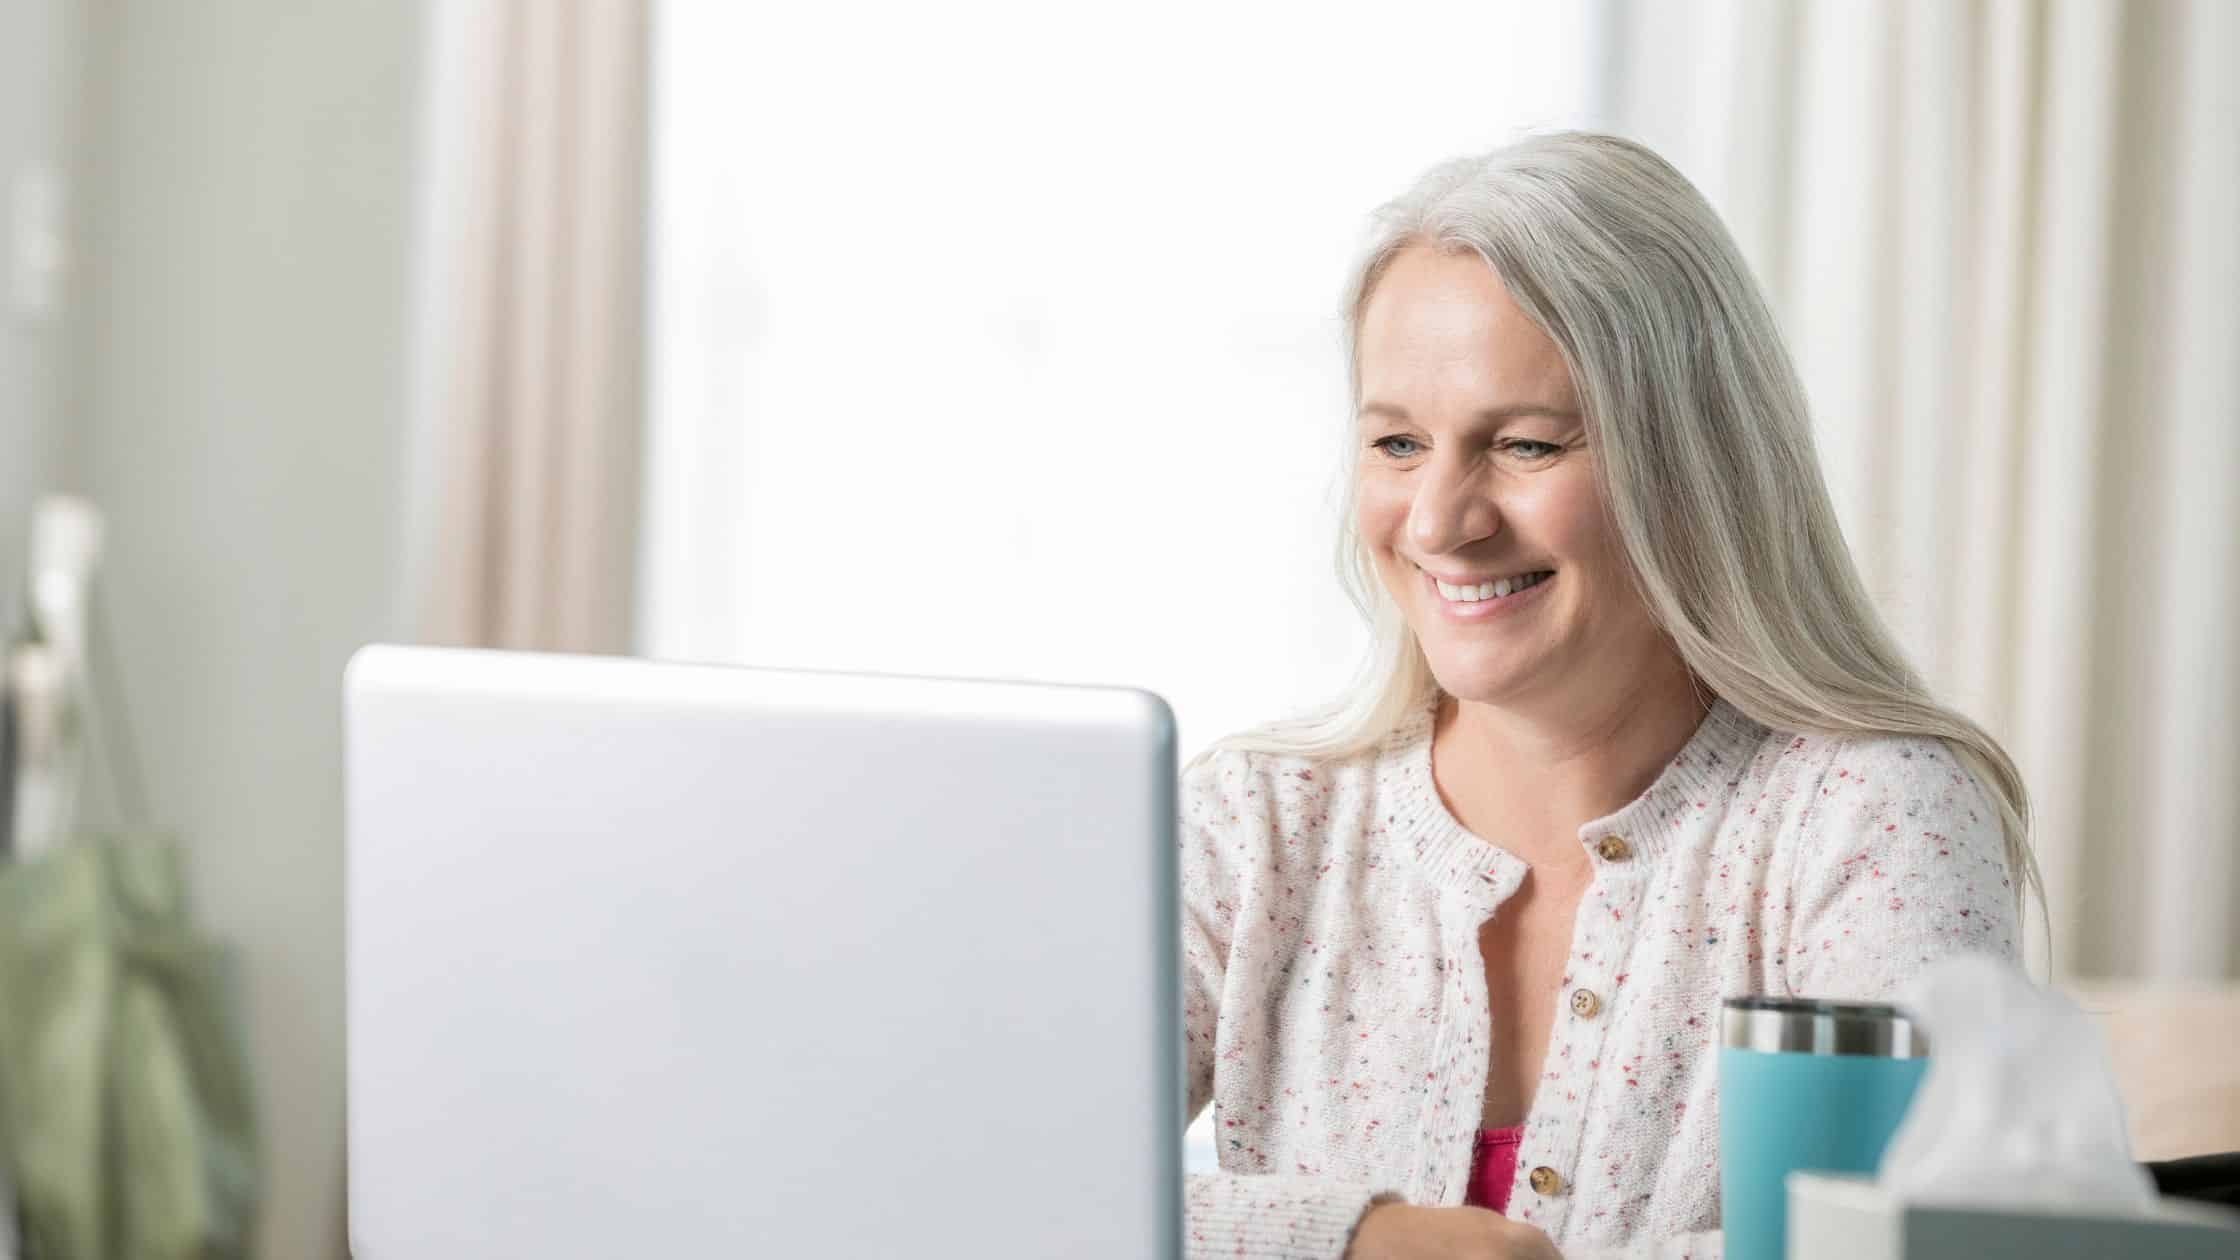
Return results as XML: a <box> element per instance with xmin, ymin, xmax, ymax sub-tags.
<box><xmin>1354</xmin><ymin>246</ymin><xmax>1664</xmax><ymax>710</ymax></box>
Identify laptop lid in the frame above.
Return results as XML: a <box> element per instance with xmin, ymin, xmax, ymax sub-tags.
<box><xmin>344</xmin><ymin>645</ymin><xmax>1179</xmax><ymax>1257</ymax></box>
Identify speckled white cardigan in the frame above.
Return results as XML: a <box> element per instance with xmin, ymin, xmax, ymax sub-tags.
<box><xmin>1180</xmin><ymin>694</ymin><xmax>2020</xmax><ymax>1260</ymax></box>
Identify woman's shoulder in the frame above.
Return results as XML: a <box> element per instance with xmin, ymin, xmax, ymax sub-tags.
<box><xmin>1768</xmin><ymin>725</ymin><xmax>1993</xmax><ymax>814</ymax></box>
<box><xmin>1178</xmin><ymin>725</ymin><xmax>1400</xmax><ymax>844</ymax></box>
<box><xmin>1181</xmin><ymin>739</ymin><xmax>1369</xmax><ymax>817</ymax></box>
<box><xmin>1754</xmin><ymin>724</ymin><xmax>2022</xmax><ymax>969</ymax></box>
<box><xmin>1742</xmin><ymin>721</ymin><xmax>2009</xmax><ymax>882</ymax></box>
<box><xmin>1174</xmin><ymin>744</ymin><xmax>1317</xmax><ymax>896</ymax></box>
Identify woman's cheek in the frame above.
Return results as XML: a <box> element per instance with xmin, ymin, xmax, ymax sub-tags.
<box><xmin>1354</xmin><ymin>477</ymin><xmax>1410</xmax><ymax>540</ymax></box>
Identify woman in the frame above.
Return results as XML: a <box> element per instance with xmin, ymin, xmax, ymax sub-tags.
<box><xmin>1179</xmin><ymin>131</ymin><xmax>2036</xmax><ymax>1260</ymax></box>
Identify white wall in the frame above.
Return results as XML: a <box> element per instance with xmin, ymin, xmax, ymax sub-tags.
<box><xmin>0</xmin><ymin>0</ymin><xmax>87</xmax><ymax>590</ymax></box>
<box><xmin>69</xmin><ymin>3</ymin><xmax>423</xmax><ymax>1256</ymax></box>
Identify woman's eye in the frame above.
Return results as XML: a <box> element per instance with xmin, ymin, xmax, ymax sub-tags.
<box><xmin>1370</xmin><ymin>436</ymin><xmax>1423</xmax><ymax>458</ymax></box>
<box><xmin>1500</xmin><ymin>439</ymin><xmax>1564</xmax><ymax>461</ymax></box>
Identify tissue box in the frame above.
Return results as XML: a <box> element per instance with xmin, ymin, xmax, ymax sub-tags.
<box><xmin>1786</xmin><ymin>1171</ymin><xmax>2240</xmax><ymax>1260</ymax></box>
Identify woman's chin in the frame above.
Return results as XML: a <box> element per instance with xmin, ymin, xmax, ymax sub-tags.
<box><xmin>1424</xmin><ymin>656</ymin><xmax>1552</xmax><ymax>708</ymax></box>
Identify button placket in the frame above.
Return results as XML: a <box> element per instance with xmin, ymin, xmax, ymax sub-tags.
<box><xmin>1518</xmin><ymin>850</ymin><xmax>1652</xmax><ymax>1228</ymax></box>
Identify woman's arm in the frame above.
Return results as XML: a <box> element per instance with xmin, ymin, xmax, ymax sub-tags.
<box><xmin>1546</xmin><ymin>1230</ymin><xmax>1722</xmax><ymax>1259</ymax></box>
<box><xmin>1180</xmin><ymin>751</ymin><xmax>1402</xmax><ymax>1260</ymax></box>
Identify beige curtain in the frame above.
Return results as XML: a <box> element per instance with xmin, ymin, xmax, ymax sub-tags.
<box><xmin>411</xmin><ymin>0</ymin><xmax>650</xmax><ymax>653</ymax></box>
<box><xmin>1600</xmin><ymin>0</ymin><xmax>2240</xmax><ymax>980</ymax></box>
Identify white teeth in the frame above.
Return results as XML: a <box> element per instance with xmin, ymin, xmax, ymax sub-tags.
<box><xmin>1432</xmin><ymin>571</ymin><xmax>1548</xmax><ymax>603</ymax></box>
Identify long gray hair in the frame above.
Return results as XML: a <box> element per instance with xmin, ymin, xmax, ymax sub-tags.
<box><xmin>1198</xmin><ymin>130</ymin><xmax>2042</xmax><ymax>914</ymax></box>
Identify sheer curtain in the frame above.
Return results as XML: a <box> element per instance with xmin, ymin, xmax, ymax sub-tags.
<box><xmin>406</xmin><ymin>0</ymin><xmax>650</xmax><ymax>654</ymax></box>
<box><xmin>1602</xmin><ymin>0</ymin><xmax>2240</xmax><ymax>980</ymax></box>
<box><xmin>638</xmin><ymin>1</ymin><xmax>1598</xmax><ymax>761</ymax></box>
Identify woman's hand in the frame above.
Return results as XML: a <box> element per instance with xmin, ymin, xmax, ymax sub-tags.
<box><xmin>1345</xmin><ymin>1202</ymin><xmax>1564</xmax><ymax>1260</ymax></box>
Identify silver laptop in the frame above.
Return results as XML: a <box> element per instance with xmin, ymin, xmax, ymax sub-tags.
<box><xmin>344</xmin><ymin>645</ymin><xmax>1180</xmax><ymax>1258</ymax></box>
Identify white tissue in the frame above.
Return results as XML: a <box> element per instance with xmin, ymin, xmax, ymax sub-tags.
<box><xmin>1875</xmin><ymin>953</ymin><xmax>2159</xmax><ymax>1215</ymax></box>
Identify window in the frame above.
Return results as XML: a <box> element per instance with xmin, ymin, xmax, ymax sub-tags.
<box><xmin>643</xmin><ymin>0</ymin><xmax>1596</xmax><ymax>1173</ymax></box>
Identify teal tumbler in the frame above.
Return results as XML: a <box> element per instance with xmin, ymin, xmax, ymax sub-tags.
<box><xmin>1719</xmin><ymin>997</ymin><xmax>1929</xmax><ymax>1260</ymax></box>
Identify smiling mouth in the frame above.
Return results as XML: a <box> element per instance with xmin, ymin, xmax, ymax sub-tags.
<box><xmin>1421</xmin><ymin>568</ymin><xmax>1554</xmax><ymax>604</ymax></box>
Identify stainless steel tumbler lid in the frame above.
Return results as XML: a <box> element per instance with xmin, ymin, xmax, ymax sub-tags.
<box><xmin>1720</xmin><ymin>996</ymin><xmax>1929</xmax><ymax>1058</ymax></box>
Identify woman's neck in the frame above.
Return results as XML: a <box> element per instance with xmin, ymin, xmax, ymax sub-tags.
<box><xmin>1432</xmin><ymin>649</ymin><xmax>1711</xmax><ymax>870</ymax></box>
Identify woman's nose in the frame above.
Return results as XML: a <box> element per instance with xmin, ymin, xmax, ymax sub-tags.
<box><xmin>1406</xmin><ymin>461</ymin><xmax>1501</xmax><ymax>556</ymax></box>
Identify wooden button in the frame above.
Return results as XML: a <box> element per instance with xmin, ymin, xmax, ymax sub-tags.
<box><xmin>1595</xmin><ymin>835</ymin><xmax>1632</xmax><ymax>861</ymax></box>
<box><xmin>1529</xmin><ymin>1165</ymin><xmax>1564</xmax><ymax>1196</ymax></box>
<box><xmin>1570</xmin><ymin>988</ymin><xmax>1601</xmax><ymax>1018</ymax></box>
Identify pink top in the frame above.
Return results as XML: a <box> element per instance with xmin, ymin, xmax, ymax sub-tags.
<box><xmin>1463</xmin><ymin>1125</ymin><xmax>1525</xmax><ymax>1215</ymax></box>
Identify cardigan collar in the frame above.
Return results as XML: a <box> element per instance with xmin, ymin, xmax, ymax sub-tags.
<box><xmin>1376</xmin><ymin>689</ymin><xmax>1771</xmax><ymax>898</ymax></box>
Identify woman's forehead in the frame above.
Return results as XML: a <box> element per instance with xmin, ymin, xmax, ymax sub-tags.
<box><xmin>1357</xmin><ymin>255</ymin><xmax>1577</xmax><ymax>418</ymax></box>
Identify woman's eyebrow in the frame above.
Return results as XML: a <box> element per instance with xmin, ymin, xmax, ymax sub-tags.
<box><xmin>1356</xmin><ymin>400</ymin><xmax>1583</xmax><ymax>423</ymax></box>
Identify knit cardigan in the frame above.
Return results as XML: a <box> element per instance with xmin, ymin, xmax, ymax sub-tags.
<box><xmin>1179</xmin><ymin>694</ymin><xmax>2021</xmax><ymax>1259</ymax></box>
